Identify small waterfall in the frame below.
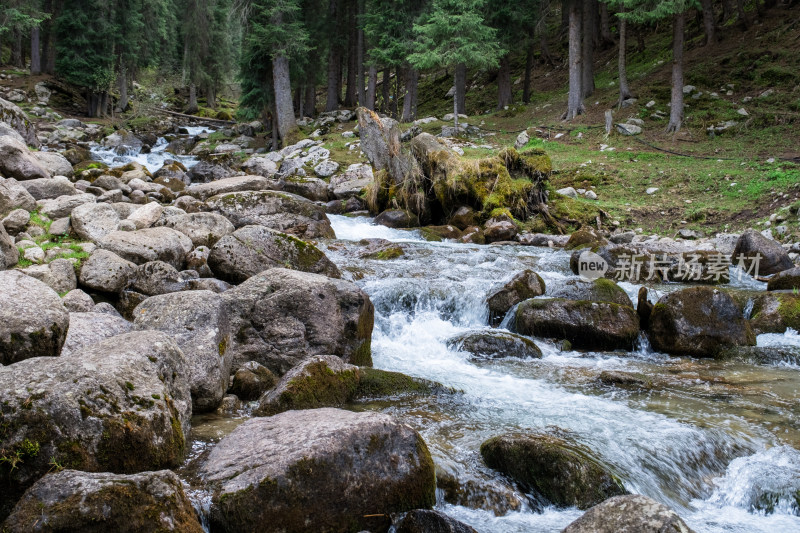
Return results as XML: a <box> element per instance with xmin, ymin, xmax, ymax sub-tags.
<box><xmin>186</xmin><ymin>488</ymin><xmax>213</xmax><ymax>532</ymax></box>
<box><xmin>744</xmin><ymin>298</ymin><xmax>755</xmax><ymax>320</ymax></box>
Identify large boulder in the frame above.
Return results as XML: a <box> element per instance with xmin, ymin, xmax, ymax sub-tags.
<box><xmin>562</xmin><ymin>494</ymin><xmax>695</xmax><ymax>533</ymax></box>
<box><xmin>20</xmin><ymin>259</ymin><xmax>77</xmax><ymax>293</ymax></box>
<box><xmin>447</xmin><ymin>330</ymin><xmax>542</xmax><ymax>359</ymax></box>
<box><xmin>184</xmin><ymin>175</ymin><xmax>275</xmax><ymax>201</ymax></box>
<box><xmin>199</xmin><ymin>408</ymin><xmax>436</xmax><ymax>533</ymax></box>
<box><xmin>648</xmin><ymin>287</ymin><xmax>756</xmax><ymax>357</ymax></box>
<box><xmin>732</xmin><ymin>229</ymin><xmax>793</xmax><ymax>276</ymax></box>
<box><xmin>229</xmin><ymin>361</ymin><xmax>277</xmax><ymax>401</ymax></box>
<box><xmin>375</xmin><ymin>209</ymin><xmax>420</xmax><ymax>228</ymax></box>
<box><xmin>0</xmin><ymin>97</ymin><xmax>39</xmax><ymax>147</ymax></box>
<box><xmin>0</xmin><ymin>331</ymin><xmax>191</xmax><ymax>519</ymax></box>
<box><xmin>241</xmin><ymin>156</ymin><xmax>279</xmax><ymax>178</ymax></box>
<box><xmin>357</xmin><ymin>107</ymin><xmax>414</xmax><ymax>184</ymax></box>
<box><xmin>17</xmin><ymin>176</ymin><xmax>77</xmax><ymax>200</ymax></box>
<box><xmin>208</xmin><ymin>225</ymin><xmax>341</xmax><ymax>283</ymax></box>
<box><xmin>32</xmin><ymin>151</ymin><xmax>74</xmax><ymax>178</ymax></box>
<box><xmin>0</xmin><ymin>223</ymin><xmax>19</xmax><ymax>269</ymax></box>
<box><xmin>0</xmin><ymin>135</ymin><xmax>49</xmax><ymax>180</ymax></box>
<box><xmin>255</xmin><ymin>355</ymin><xmax>360</xmax><ymax>416</ymax></box>
<box><xmin>515</xmin><ymin>298</ymin><xmax>640</xmax><ymax>350</ymax></box>
<box><xmin>0</xmin><ymin>178</ymin><xmax>37</xmax><ymax>213</ymax></box>
<box><xmin>70</xmin><ymin>202</ymin><xmax>121</xmax><ymax>243</ymax></box>
<box><xmin>100</xmin><ymin>227</ymin><xmax>193</xmax><ymax>269</ymax></box>
<box><xmin>163</xmin><ymin>212</ymin><xmax>235</xmax><ymax>247</ymax></box>
<box><xmin>3</xmin><ymin>469</ymin><xmax>204</xmax><ymax>533</ymax></box>
<box><xmin>0</xmin><ymin>271</ymin><xmax>69</xmax><ymax>365</ymax></box>
<box><xmin>547</xmin><ymin>278</ymin><xmax>633</xmax><ymax>307</ymax></box>
<box><xmin>60</xmin><ymin>312</ymin><xmax>133</xmax><ymax>357</ymax></box>
<box><xmin>480</xmin><ymin>432</ymin><xmax>626</xmax><ymax>509</ymax></box>
<box><xmin>133</xmin><ymin>290</ymin><xmax>232</xmax><ymax>413</ymax></box>
<box><xmin>746</xmin><ymin>292</ymin><xmax>800</xmax><ymax>335</ymax></box>
<box><xmin>186</xmin><ymin>159</ymin><xmax>236</xmax><ymax>183</ymax></box>
<box><xmin>486</xmin><ymin>270</ymin><xmax>546</xmax><ymax>325</ymax></box>
<box><xmin>37</xmin><ymin>193</ymin><xmax>96</xmax><ymax>219</ymax></box>
<box><xmin>395</xmin><ymin>510</ymin><xmax>478</xmax><ymax>533</ymax></box>
<box><xmin>330</xmin><ymin>163</ymin><xmax>374</xmax><ymax>199</ymax></box>
<box><xmin>204</xmin><ymin>190</ymin><xmax>335</xmax><ymax>239</ymax></box>
<box><xmin>767</xmin><ymin>266</ymin><xmax>800</xmax><ymax>291</ymax></box>
<box><xmin>222</xmin><ymin>268</ymin><xmax>374</xmax><ymax>374</ymax></box>
<box><xmin>78</xmin><ymin>249</ymin><xmax>137</xmax><ymax>293</ymax></box>
<box><xmin>102</xmin><ymin>130</ymin><xmax>143</xmax><ymax>155</ymax></box>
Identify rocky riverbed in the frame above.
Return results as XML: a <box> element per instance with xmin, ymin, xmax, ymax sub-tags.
<box><xmin>0</xmin><ymin>94</ymin><xmax>799</xmax><ymax>532</ymax></box>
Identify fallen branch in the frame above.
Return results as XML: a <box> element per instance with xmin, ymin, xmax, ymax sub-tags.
<box><xmin>144</xmin><ymin>106</ymin><xmax>236</xmax><ymax>126</ymax></box>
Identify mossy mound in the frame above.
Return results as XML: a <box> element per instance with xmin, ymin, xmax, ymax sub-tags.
<box><xmin>354</xmin><ymin>367</ymin><xmax>450</xmax><ymax>398</ymax></box>
<box><xmin>480</xmin><ymin>432</ymin><xmax>627</xmax><ymax>510</ymax></box>
<box><xmin>749</xmin><ymin>292</ymin><xmax>800</xmax><ymax>334</ymax></box>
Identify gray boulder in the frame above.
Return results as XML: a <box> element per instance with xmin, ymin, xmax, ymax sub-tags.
<box><xmin>184</xmin><ymin>175</ymin><xmax>276</xmax><ymax>201</ymax></box>
<box><xmin>515</xmin><ymin>298</ymin><xmax>639</xmax><ymax>350</ymax></box>
<box><xmin>0</xmin><ymin>271</ymin><xmax>68</xmax><ymax>364</ymax></box>
<box><xmin>208</xmin><ymin>225</ymin><xmax>341</xmax><ymax>284</ymax></box>
<box><xmin>396</xmin><ymin>510</ymin><xmax>478</xmax><ymax>533</ymax></box>
<box><xmin>37</xmin><ymin>193</ymin><xmax>95</xmax><ymax>219</ymax></box>
<box><xmin>32</xmin><ymin>151</ymin><xmax>73</xmax><ymax>178</ymax></box>
<box><xmin>20</xmin><ymin>259</ymin><xmax>77</xmax><ymax>293</ymax></box>
<box><xmin>127</xmin><ymin>202</ymin><xmax>163</xmax><ymax>229</ymax></box>
<box><xmin>0</xmin><ymin>331</ymin><xmax>191</xmax><ymax>517</ymax></box>
<box><xmin>199</xmin><ymin>408</ymin><xmax>435</xmax><ymax>533</ymax></box>
<box><xmin>126</xmin><ymin>261</ymin><xmax>188</xmax><ymax>296</ymax></box>
<box><xmin>60</xmin><ymin>312</ymin><xmax>133</xmax><ymax>357</ymax></box>
<box><xmin>0</xmin><ymin>96</ymin><xmax>40</xmax><ymax>147</ymax></box>
<box><xmin>3</xmin><ymin>469</ymin><xmax>204</xmax><ymax>533</ymax></box>
<box><xmin>229</xmin><ymin>361</ymin><xmax>277</xmax><ymax>401</ymax></box>
<box><xmin>78</xmin><ymin>249</ymin><xmax>137</xmax><ymax>293</ymax></box>
<box><xmin>204</xmin><ymin>190</ymin><xmax>335</xmax><ymax>239</ymax></box>
<box><xmin>163</xmin><ymin>212</ymin><xmax>235</xmax><ymax>247</ymax></box>
<box><xmin>0</xmin><ymin>223</ymin><xmax>19</xmax><ymax>269</ymax></box>
<box><xmin>241</xmin><ymin>156</ymin><xmax>279</xmax><ymax>177</ymax></box>
<box><xmin>767</xmin><ymin>266</ymin><xmax>800</xmax><ymax>291</ymax></box>
<box><xmin>732</xmin><ymin>229</ymin><xmax>793</xmax><ymax>276</ymax></box>
<box><xmin>283</xmin><ymin>176</ymin><xmax>330</xmax><ymax>202</ymax></box>
<box><xmin>357</xmin><ymin>107</ymin><xmax>414</xmax><ymax>184</ymax></box>
<box><xmin>486</xmin><ymin>270</ymin><xmax>546</xmax><ymax>325</ymax></box>
<box><xmin>548</xmin><ymin>278</ymin><xmax>633</xmax><ymax>307</ymax></box>
<box><xmin>70</xmin><ymin>202</ymin><xmax>121</xmax><ymax>243</ymax></box>
<box><xmin>0</xmin><ymin>178</ymin><xmax>37</xmax><ymax>213</ymax></box>
<box><xmin>2</xmin><ymin>208</ymin><xmax>30</xmax><ymax>235</ymax></box>
<box><xmin>186</xmin><ymin>159</ymin><xmax>236</xmax><ymax>183</ymax></box>
<box><xmin>562</xmin><ymin>494</ymin><xmax>695</xmax><ymax>533</ymax></box>
<box><xmin>133</xmin><ymin>290</ymin><xmax>232</xmax><ymax>412</ymax></box>
<box><xmin>484</xmin><ymin>216</ymin><xmax>518</xmax><ymax>243</ymax></box>
<box><xmin>375</xmin><ymin>209</ymin><xmax>419</xmax><ymax>228</ymax></box>
<box><xmin>0</xmin><ymin>134</ymin><xmax>48</xmax><ymax>180</ymax></box>
<box><xmin>17</xmin><ymin>176</ymin><xmax>77</xmax><ymax>200</ymax></box>
<box><xmin>100</xmin><ymin>227</ymin><xmax>192</xmax><ymax>269</ymax></box>
<box><xmin>61</xmin><ymin>288</ymin><xmax>95</xmax><ymax>312</ymax></box>
<box><xmin>448</xmin><ymin>330</ymin><xmax>542</xmax><ymax>359</ymax></box>
<box><xmin>330</xmin><ymin>163</ymin><xmax>373</xmax><ymax>199</ymax></box>
<box><xmin>223</xmin><ymin>268</ymin><xmax>374</xmax><ymax>374</ymax></box>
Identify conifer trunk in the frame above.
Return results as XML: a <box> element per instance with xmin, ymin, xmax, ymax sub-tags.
<box><xmin>667</xmin><ymin>11</ymin><xmax>685</xmax><ymax>133</ymax></box>
<box><xmin>401</xmin><ymin>67</ymin><xmax>418</xmax><ymax>122</ymax></box>
<box><xmin>736</xmin><ymin>0</ymin><xmax>749</xmax><ymax>28</ymax></box>
<box><xmin>344</xmin><ymin>0</ymin><xmax>357</xmax><ymax>107</ymax></box>
<box><xmin>617</xmin><ymin>14</ymin><xmax>632</xmax><ymax>106</ymax></box>
<box><xmin>357</xmin><ymin>0</ymin><xmax>366</xmax><ymax>106</ymax></box>
<box><xmin>523</xmin><ymin>43</ymin><xmax>534</xmax><ymax>104</ymax></box>
<box><xmin>187</xmin><ymin>84</ymin><xmax>198</xmax><ymax>114</ymax></box>
<box><xmin>12</xmin><ymin>30</ymin><xmax>23</xmax><ymax>68</ymax></box>
<box><xmin>273</xmin><ymin>54</ymin><xmax>297</xmax><ymax>145</ymax></box>
<box><xmin>30</xmin><ymin>28</ymin><xmax>41</xmax><ymax>75</ymax></box>
<box><xmin>325</xmin><ymin>0</ymin><xmax>341</xmax><ymax>112</ymax></box>
<box><xmin>564</xmin><ymin>1</ymin><xmax>584</xmax><ymax>120</ymax></box>
<box><xmin>118</xmin><ymin>65</ymin><xmax>129</xmax><ymax>112</ymax></box>
<box><xmin>599</xmin><ymin>3</ymin><xmax>613</xmax><ymax>45</ymax></box>
<box><xmin>366</xmin><ymin>65</ymin><xmax>377</xmax><ymax>110</ymax></box>
<box><xmin>497</xmin><ymin>55</ymin><xmax>512</xmax><ymax>109</ymax></box>
<box><xmin>581</xmin><ymin>0</ymin><xmax>595</xmax><ymax>98</ymax></box>
<box><xmin>304</xmin><ymin>82</ymin><xmax>316</xmax><ymax>118</ymax></box>
<box><xmin>700</xmin><ymin>0</ymin><xmax>717</xmax><ymax>45</ymax></box>
<box><xmin>380</xmin><ymin>68</ymin><xmax>390</xmax><ymax>113</ymax></box>
<box><xmin>455</xmin><ymin>63</ymin><xmax>466</xmax><ymax>115</ymax></box>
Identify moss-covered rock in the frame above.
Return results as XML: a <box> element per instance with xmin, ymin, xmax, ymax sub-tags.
<box><xmin>547</xmin><ymin>278</ymin><xmax>632</xmax><ymax>308</ymax></box>
<box><xmin>648</xmin><ymin>287</ymin><xmax>756</xmax><ymax>357</ymax></box>
<box><xmin>515</xmin><ymin>298</ymin><xmax>640</xmax><ymax>350</ymax></box>
<box><xmin>748</xmin><ymin>292</ymin><xmax>800</xmax><ymax>334</ymax></box>
<box><xmin>447</xmin><ymin>330</ymin><xmax>542</xmax><ymax>359</ymax></box>
<box><xmin>200</xmin><ymin>409</ymin><xmax>436</xmax><ymax>533</ymax></box>
<box><xmin>486</xmin><ymin>270</ymin><xmax>546</xmax><ymax>325</ymax></box>
<box><xmin>3</xmin><ymin>469</ymin><xmax>204</xmax><ymax>532</ymax></box>
<box><xmin>354</xmin><ymin>367</ymin><xmax>446</xmax><ymax>399</ymax></box>
<box><xmin>565</xmin><ymin>226</ymin><xmax>608</xmax><ymax>251</ymax></box>
<box><xmin>435</xmin><ymin>468</ymin><xmax>523</xmax><ymax>517</ymax></box>
<box><xmin>395</xmin><ymin>509</ymin><xmax>478</xmax><ymax>533</ymax></box>
<box><xmin>767</xmin><ymin>267</ymin><xmax>800</xmax><ymax>291</ymax></box>
<box><xmin>480</xmin><ymin>432</ymin><xmax>627</xmax><ymax>510</ymax></box>
<box><xmin>714</xmin><ymin>345</ymin><xmax>800</xmax><ymax>365</ymax></box>
<box><xmin>420</xmin><ymin>224</ymin><xmax>463</xmax><ymax>241</ymax></box>
<box><xmin>229</xmin><ymin>361</ymin><xmax>277</xmax><ymax>401</ymax></box>
<box><xmin>562</xmin><ymin>494</ymin><xmax>695</xmax><ymax>533</ymax></box>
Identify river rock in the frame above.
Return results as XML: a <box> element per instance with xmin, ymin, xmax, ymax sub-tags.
<box><xmin>133</xmin><ymin>290</ymin><xmax>232</xmax><ymax>412</ymax></box>
<box><xmin>330</xmin><ymin>163</ymin><xmax>374</xmax><ymax>199</ymax></box>
<box><xmin>766</xmin><ymin>266</ymin><xmax>800</xmax><ymax>291</ymax></box>
<box><xmin>0</xmin><ymin>178</ymin><xmax>37</xmax><ymax>213</ymax></box>
<box><xmin>71</xmin><ymin>202</ymin><xmax>121</xmax><ymax>242</ymax></box>
<box><xmin>0</xmin><ymin>135</ymin><xmax>49</xmax><ymax>180</ymax></box>
<box><xmin>2</xmin><ymin>208</ymin><xmax>30</xmax><ymax>234</ymax></box>
<box><xmin>100</xmin><ymin>227</ymin><xmax>192</xmax><ymax>269</ymax></box>
<box><xmin>60</xmin><ymin>312</ymin><xmax>133</xmax><ymax>357</ymax></box>
<box><xmin>357</xmin><ymin>107</ymin><xmax>414</xmax><ymax>184</ymax></box>
<box><xmin>199</xmin><ymin>408</ymin><xmax>435</xmax><ymax>533</ymax></box>
<box><xmin>375</xmin><ymin>209</ymin><xmax>420</xmax><ymax>228</ymax></box>
<box><xmin>566</xmin><ymin>226</ymin><xmax>608</xmax><ymax>250</ymax></box>
<box><xmin>222</xmin><ymin>268</ymin><xmax>374</xmax><ymax>374</ymax></box>
<box><xmin>648</xmin><ymin>287</ymin><xmax>756</xmax><ymax>357</ymax></box>
<box><xmin>0</xmin><ymin>271</ymin><xmax>69</xmax><ymax>364</ymax></box>
<box><xmin>515</xmin><ymin>298</ymin><xmax>640</xmax><ymax>350</ymax></box>
<box><xmin>447</xmin><ymin>331</ymin><xmax>542</xmax><ymax>359</ymax></box>
<box><xmin>184</xmin><ymin>175</ymin><xmax>275</xmax><ymax>201</ymax></box>
<box><xmin>283</xmin><ymin>176</ymin><xmax>330</xmax><ymax>202</ymax></box>
<box><xmin>20</xmin><ymin>258</ymin><xmax>77</xmax><ymax>293</ymax></box>
<box><xmin>127</xmin><ymin>202</ymin><xmax>163</xmax><ymax>229</ymax></box>
<box><xmin>32</xmin><ymin>151</ymin><xmax>73</xmax><ymax>178</ymax></box>
<box><xmin>486</xmin><ymin>270</ymin><xmax>546</xmax><ymax>325</ymax></box>
<box><xmin>480</xmin><ymin>432</ymin><xmax>626</xmax><ymax>509</ymax></box>
<box><xmin>186</xmin><ymin>159</ymin><xmax>236</xmax><ymax>183</ymax></box>
<box><xmin>562</xmin><ymin>494</ymin><xmax>695</xmax><ymax>533</ymax></box>
<box><xmin>0</xmin><ymin>331</ymin><xmax>191</xmax><ymax>518</ymax></box>
<box><xmin>547</xmin><ymin>278</ymin><xmax>633</xmax><ymax>307</ymax></box>
<box><xmin>102</xmin><ymin>130</ymin><xmax>143</xmax><ymax>155</ymax></box>
<box><xmin>748</xmin><ymin>292</ymin><xmax>800</xmax><ymax>334</ymax></box>
<box><xmin>204</xmin><ymin>190</ymin><xmax>335</xmax><ymax>239</ymax></box>
<box><xmin>0</xmin><ymin>223</ymin><xmax>19</xmax><ymax>269</ymax></box>
<box><xmin>78</xmin><ymin>249</ymin><xmax>137</xmax><ymax>293</ymax></box>
<box><xmin>208</xmin><ymin>225</ymin><xmax>341</xmax><ymax>284</ymax></box>
<box><xmin>255</xmin><ymin>355</ymin><xmax>359</xmax><ymax>416</ymax></box>
<box><xmin>17</xmin><ymin>176</ymin><xmax>77</xmax><ymax>200</ymax></box>
<box><xmin>2</xmin><ymin>469</ymin><xmax>204</xmax><ymax>533</ymax></box>
<box><xmin>484</xmin><ymin>216</ymin><xmax>518</xmax><ymax>243</ymax></box>
<box><xmin>314</xmin><ymin>160</ymin><xmax>339</xmax><ymax>178</ymax></box>
<box><xmin>37</xmin><ymin>193</ymin><xmax>96</xmax><ymax>219</ymax></box>
<box><xmin>241</xmin><ymin>156</ymin><xmax>279</xmax><ymax>177</ymax></box>
<box><xmin>229</xmin><ymin>361</ymin><xmax>277</xmax><ymax>401</ymax></box>
<box><xmin>163</xmin><ymin>212</ymin><xmax>235</xmax><ymax>247</ymax></box>
<box><xmin>125</xmin><ymin>261</ymin><xmax>188</xmax><ymax>296</ymax></box>
<box><xmin>0</xmin><ymin>96</ymin><xmax>40</xmax><ymax>147</ymax></box>
<box><xmin>61</xmin><ymin>288</ymin><xmax>94</xmax><ymax>312</ymax></box>
<box><xmin>395</xmin><ymin>510</ymin><xmax>478</xmax><ymax>533</ymax></box>
<box><xmin>732</xmin><ymin>229</ymin><xmax>793</xmax><ymax>276</ymax></box>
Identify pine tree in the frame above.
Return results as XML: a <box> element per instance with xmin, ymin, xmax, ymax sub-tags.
<box><xmin>408</xmin><ymin>0</ymin><xmax>502</xmax><ymax>131</ymax></box>
<box><xmin>0</xmin><ymin>0</ymin><xmax>49</xmax><ymax>69</ymax></box>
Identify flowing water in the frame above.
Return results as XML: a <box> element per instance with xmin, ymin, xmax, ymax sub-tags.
<box><xmin>309</xmin><ymin>215</ymin><xmax>800</xmax><ymax>533</ymax></box>
<box><xmin>89</xmin><ymin>126</ymin><xmax>214</xmax><ymax>173</ymax></box>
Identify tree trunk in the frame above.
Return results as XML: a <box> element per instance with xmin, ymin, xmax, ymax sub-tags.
<box><xmin>12</xmin><ymin>30</ymin><xmax>23</xmax><ymax>68</ymax></box>
<box><xmin>271</xmin><ymin>107</ymin><xmax>279</xmax><ymax>151</ymax></box>
<box><xmin>273</xmin><ymin>54</ymin><xmax>297</xmax><ymax>145</ymax></box>
<box><xmin>86</xmin><ymin>91</ymin><xmax>95</xmax><ymax>118</ymax></box>
<box><xmin>636</xmin><ymin>25</ymin><xmax>646</xmax><ymax>52</ymax></box>
<box><xmin>187</xmin><ymin>84</ymin><xmax>198</xmax><ymax>113</ymax></box>
<box><xmin>667</xmin><ymin>12</ymin><xmax>685</xmax><ymax>133</ymax></box>
<box><xmin>581</xmin><ymin>0</ymin><xmax>595</xmax><ymax>98</ymax></box>
<box><xmin>497</xmin><ymin>55</ymin><xmax>513</xmax><ymax>109</ymax></box>
<box><xmin>455</xmin><ymin>62</ymin><xmax>466</xmax><ymax>115</ymax></box>
<box><xmin>700</xmin><ymin>0</ymin><xmax>716</xmax><ymax>46</ymax></box>
<box><xmin>401</xmin><ymin>67</ymin><xmax>418</xmax><ymax>122</ymax></box>
<box><xmin>99</xmin><ymin>91</ymin><xmax>108</xmax><ymax>118</ymax></box>
<box><xmin>564</xmin><ymin>1</ymin><xmax>584</xmax><ymax>120</ymax></box>
<box><xmin>366</xmin><ymin>65</ymin><xmax>377</xmax><ymax>110</ymax></box>
<box><xmin>118</xmin><ymin>65</ymin><xmax>129</xmax><ymax>112</ymax></box>
<box><xmin>523</xmin><ymin>43</ymin><xmax>534</xmax><ymax>104</ymax></box>
<box><xmin>304</xmin><ymin>82</ymin><xmax>316</xmax><ymax>118</ymax></box>
<box><xmin>599</xmin><ymin>2</ymin><xmax>613</xmax><ymax>45</ymax></box>
<box><xmin>453</xmin><ymin>73</ymin><xmax>459</xmax><ymax>134</ymax></box>
<box><xmin>325</xmin><ymin>0</ymin><xmax>341</xmax><ymax>112</ymax></box>
<box><xmin>380</xmin><ymin>68</ymin><xmax>390</xmax><ymax>113</ymax></box>
<box><xmin>540</xmin><ymin>28</ymin><xmax>554</xmax><ymax>65</ymax></box>
<box><xmin>343</xmin><ymin>0</ymin><xmax>357</xmax><ymax>107</ymax></box>
<box><xmin>30</xmin><ymin>28</ymin><xmax>41</xmax><ymax>75</ymax></box>
<box><xmin>736</xmin><ymin>0</ymin><xmax>749</xmax><ymax>28</ymax></box>
<box><xmin>357</xmin><ymin>0</ymin><xmax>366</xmax><ymax>106</ymax></box>
<box><xmin>617</xmin><ymin>14</ymin><xmax>633</xmax><ymax>106</ymax></box>
<box><xmin>390</xmin><ymin>66</ymin><xmax>399</xmax><ymax>118</ymax></box>
<box><xmin>207</xmin><ymin>84</ymin><xmax>216</xmax><ymax>109</ymax></box>
<box><xmin>43</xmin><ymin>0</ymin><xmax>57</xmax><ymax>75</ymax></box>
<box><xmin>721</xmin><ymin>0</ymin><xmax>734</xmax><ymax>22</ymax></box>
